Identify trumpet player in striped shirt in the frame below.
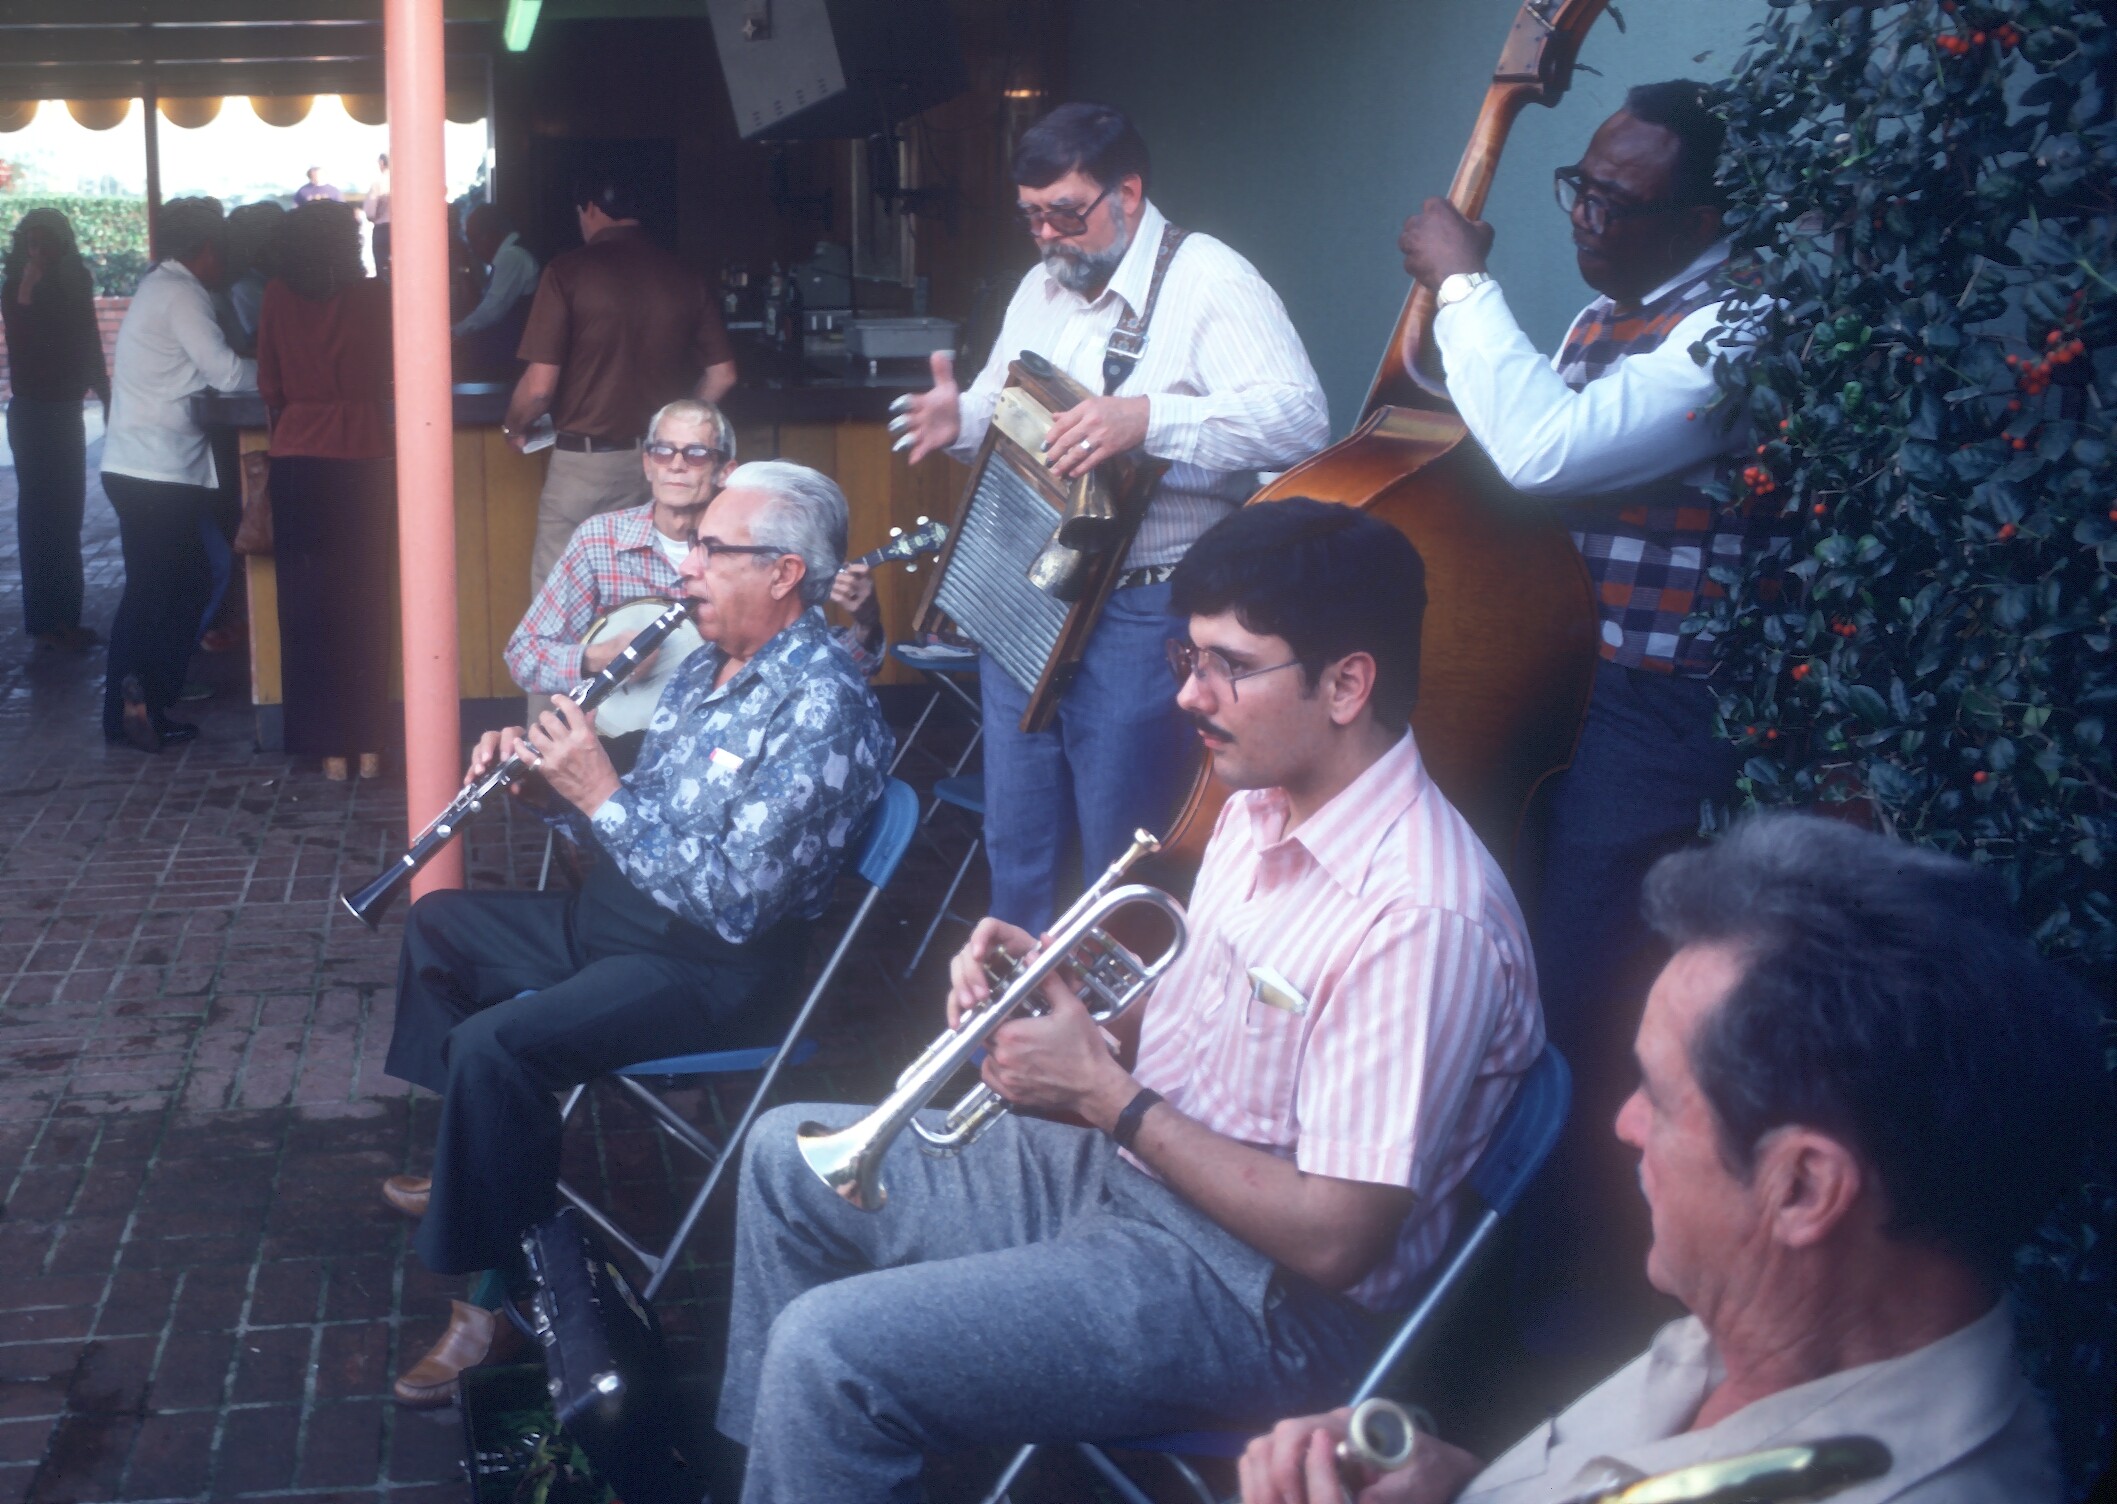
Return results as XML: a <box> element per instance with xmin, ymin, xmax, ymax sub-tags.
<box><xmin>716</xmin><ymin>500</ymin><xmax>1543</xmax><ymax>1504</ymax></box>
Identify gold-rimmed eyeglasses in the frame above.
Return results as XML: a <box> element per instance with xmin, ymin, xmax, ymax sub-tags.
<box><xmin>1165</xmin><ymin>639</ymin><xmax>1302</xmax><ymax>702</ymax></box>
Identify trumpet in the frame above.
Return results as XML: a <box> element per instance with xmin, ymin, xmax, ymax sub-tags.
<box><xmin>1337</xmin><ymin>1398</ymin><xmax>1423</xmax><ymax>1480</ymax></box>
<box><xmin>339</xmin><ymin>600</ymin><xmax>692</xmax><ymax>929</ymax></box>
<box><xmin>797</xmin><ymin>830</ymin><xmax>1186</xmax><ymax>1210</ymax></box>
<box><xmin>1328</xmin><ymin>1403</ymin><xmax>1887</xmax><ymax>1504</ymax></box>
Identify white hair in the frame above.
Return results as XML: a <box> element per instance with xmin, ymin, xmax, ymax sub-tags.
<box><xmin>646</xmin><ymin>398</ymin><xmax>735</xmax><ymax>460</ymax></box>
<box><xmin>721</xmin><ymin>460</ymin><xmax>847</xmax><ymax>606</ymax></box>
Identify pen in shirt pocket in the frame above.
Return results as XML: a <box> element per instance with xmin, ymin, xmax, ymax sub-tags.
<box><xmin>1246</xmin><ymin>964</ymin><xmax>1309</xmax><ymax>1026</ymax></box>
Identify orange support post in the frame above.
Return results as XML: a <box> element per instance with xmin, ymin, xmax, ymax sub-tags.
<box><xmin>385</xmin><ymin>0</ymin><xmax>465</xmax><ymax>898</ymax></box>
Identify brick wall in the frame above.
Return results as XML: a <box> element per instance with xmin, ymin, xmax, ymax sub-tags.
<box><xmin>0</xmin><ymin>296</ymin><xmax>130</xmax><ymax>402</ymax></box>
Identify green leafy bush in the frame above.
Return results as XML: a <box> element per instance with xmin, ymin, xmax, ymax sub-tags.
<box><xmin>0</xmin><ymin>194</ymin><xmax>150</xmax><ymax>297</ymax></box>
<box><xmin>1698</xmin><ymin>0</ymin><xmax>2114</xmax><ymax>1491</ymax></box>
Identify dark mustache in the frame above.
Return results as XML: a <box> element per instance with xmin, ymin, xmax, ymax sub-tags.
<box><xmin>1190</xmin><ymin>714</ymin><xmax>1234</xmax><ymax>742</ymax></box>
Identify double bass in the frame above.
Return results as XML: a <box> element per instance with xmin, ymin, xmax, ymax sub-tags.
<box><xmin>1162</xmin><ymin>0</ymin><xmax>1610</xmax><ymax>873</ymax></box>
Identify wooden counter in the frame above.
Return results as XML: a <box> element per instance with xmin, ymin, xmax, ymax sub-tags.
<box><xmin>197</xmin><ymin>376</ymin><xmax>960</xmax><ymax>750</ymax></box>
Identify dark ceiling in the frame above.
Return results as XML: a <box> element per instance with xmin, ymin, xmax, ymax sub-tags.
<box><xmin>0</xmin><ymin>0</ymin><xmax>703</xmax><ymax>101</ymax></box>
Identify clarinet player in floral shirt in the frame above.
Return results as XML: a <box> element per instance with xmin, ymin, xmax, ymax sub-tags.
<box><xmin>376</xmin><ymin>460</ymin><xmax>892</xmax><ymax>1409</ymax></box>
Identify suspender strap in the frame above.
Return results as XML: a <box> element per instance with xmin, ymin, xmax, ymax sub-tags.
<box><xmin>1101</xmin><ymin>223</ymin><xmax>1191</xmax><ymax>396</ymax></box>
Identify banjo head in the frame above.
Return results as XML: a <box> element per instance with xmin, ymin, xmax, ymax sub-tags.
<box><xmin>580</xmin><ymin>597</ymin><xmax>706</xmax><ymax>736</ymax></box>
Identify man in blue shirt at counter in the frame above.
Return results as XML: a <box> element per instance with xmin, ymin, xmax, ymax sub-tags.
<box><xmin>376</xmin><ymin>460</ymin><xmax>893</xmax><ymax>1408</ymax></box>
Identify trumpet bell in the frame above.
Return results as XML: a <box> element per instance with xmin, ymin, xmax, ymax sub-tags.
<box><xmin>795</xmin><ymin>1117</ymin><xmax>887</xmax><ymax>1211</ymax></box>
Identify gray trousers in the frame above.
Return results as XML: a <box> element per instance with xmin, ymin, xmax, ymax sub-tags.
<box><xmin>717</xmin><ymin>1103</ymin><xmax>1378</xmax><ymax>1504</ymax></box>
<box><xmin>529</xmin><ymin>445</ymin><xmax>651</xmax><ymax>596</ymax></box>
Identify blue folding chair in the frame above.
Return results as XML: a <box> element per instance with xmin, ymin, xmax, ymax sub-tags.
<box><xmin>555</xmin><ymin>778</ymin><xmax>920</xmax><ymax>1302</ymax></box>
<box><xmin>979</xmin><ymin>1045</ymin><xmax>1573</xmax><ymax>1504</ymax></box>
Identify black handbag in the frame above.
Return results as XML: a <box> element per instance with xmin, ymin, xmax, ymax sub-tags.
<box><xmin>517</xmin><ymin>1207</ymin><xmax>696</xmax><ymax>1504</ymax></box>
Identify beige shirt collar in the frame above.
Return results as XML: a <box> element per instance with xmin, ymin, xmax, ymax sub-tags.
<box><xmin>1463</xmin><ymin>1301</ymin><xmax>2055</xmax><ymax>1504</ymax></box>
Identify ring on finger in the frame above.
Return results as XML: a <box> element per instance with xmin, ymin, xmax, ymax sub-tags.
<box><xmin>1080</xmin><ymin>438</ymin><xmax>1095</xmax><ymax>451</ymax></box>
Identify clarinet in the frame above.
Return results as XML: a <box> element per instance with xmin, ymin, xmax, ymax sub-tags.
<box><xmin>340</xmin><ymin>600</ymin><xmax>692</xmax><ymax>929</ymax></box>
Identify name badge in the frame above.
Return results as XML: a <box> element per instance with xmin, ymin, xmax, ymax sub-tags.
<box><xmin>709</xmin><ymin>746</ymin><xmax>745</xmax><ymax>772</ymax></box>
<box><xmin>1247</xmin><ymin>965</ymin><xmax>1308</xmax><ymax>1016</ymax></box>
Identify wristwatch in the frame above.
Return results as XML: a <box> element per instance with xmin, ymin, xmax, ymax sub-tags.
<box><xmin>1435</xmin><ymin>271</ymin><xmax>1494</xmax><ymax>308</ymax></box>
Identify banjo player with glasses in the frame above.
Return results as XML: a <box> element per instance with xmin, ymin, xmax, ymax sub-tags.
<box><xmin>504</xmin><ymin>398</ymin><xmax>886</xmax><ymax>772</ymax></box>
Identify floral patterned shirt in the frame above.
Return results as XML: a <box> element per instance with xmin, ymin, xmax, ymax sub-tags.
<box><xmin>588</xmin><ymin>607</ymin><xmax>893</xmax><ymax>944</ymax></box>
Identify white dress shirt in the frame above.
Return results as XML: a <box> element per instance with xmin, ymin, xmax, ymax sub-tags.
<box><xmin>1432</xmin><ymin>241</ymin><xmax>1748</xmax><ymax>497</ymax></box>
<box><xmin>1462</xmin><ymin>1302</ymin><xmax>2058</xmax><ymax>1504</ymax></box>
<box><xmin>102</xmin><ymin>259</ymin><xmax>256</xmax><ymax>490</ymax></box>
<box><xmin>454</xmin><ymin>233</ymin><xmax>540</xmax><ymax>338</ymax></box>
<box><xmin>950</xmin><ymin>198</ymin><xmax>1329</xmax><ymax>568</ymax></box>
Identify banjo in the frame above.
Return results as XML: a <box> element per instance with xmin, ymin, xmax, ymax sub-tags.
<box><xmin>579</xmin><ymin>517</ymin><xmax>951</xmax><ymax>737</ymax></box>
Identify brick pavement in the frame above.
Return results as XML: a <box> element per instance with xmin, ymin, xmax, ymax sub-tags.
<box><xmin>0</xmin><ymin>430</ymin><xmax>1002</xmax><ymax>1504</ymax></box>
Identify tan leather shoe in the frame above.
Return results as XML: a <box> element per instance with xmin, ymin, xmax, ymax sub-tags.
<box><xmin>392</xmin><ymin>1299</ymin><xmax>529</xmax><ymax>1408</ymax></box>
<box><xmin>381</xmin><ymin>1174</ymin><xmax>431</xmax><ymax>1220</ymax></box>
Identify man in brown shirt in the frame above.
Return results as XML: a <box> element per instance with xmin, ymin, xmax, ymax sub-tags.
<box><xmin>506</xmin><ymin>168</ymin><xmax>737</xmax><ymax>592</ymax></box>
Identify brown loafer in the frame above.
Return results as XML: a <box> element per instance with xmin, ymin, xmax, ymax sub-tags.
<box><xmin>381</xmin><ymin>1174</ymin><xmax>432</xmax><ymax>1220</ymax></box>
<box><xmin>392</xmin><ymin>1299</ymin><xmax>529</xmax><ymax>1409</ymax></box>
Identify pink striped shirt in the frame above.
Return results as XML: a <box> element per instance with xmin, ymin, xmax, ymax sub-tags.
<box><xmin>1131</xmin><ymin>731</ymin><xmax>1543</xmax><ymax>1311</ymax></box>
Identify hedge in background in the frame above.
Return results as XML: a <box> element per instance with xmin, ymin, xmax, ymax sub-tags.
<box><xmin>1697</xmin><ymin>0</ymin><xmax>2113</xmax><ymax>1491</ymax></box>
<box><xmin>0</xmin><ymin>194</ymin><xmax>150</xmax><ymax>297</ymax></box>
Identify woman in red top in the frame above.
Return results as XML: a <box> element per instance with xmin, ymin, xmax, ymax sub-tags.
<box><xmin>257</xmin><ymin>200</ymin><xmax>394</xmax><ymax>779</ymax></box>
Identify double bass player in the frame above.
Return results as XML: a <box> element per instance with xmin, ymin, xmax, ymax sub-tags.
<box><xmin>1396</xmin><ymin>82</ymin><xmax>1792</xmax><ymax>1335</ymax></box>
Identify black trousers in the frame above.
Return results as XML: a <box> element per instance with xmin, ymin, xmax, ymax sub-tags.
<box><xmin>1514</xmin><ymin>660</ymin><xmax>1742</xmax><ymax>1345</ymax></box>
<box><xmin>384</xmin><ymin>861</ymin><xmax>810</xmax><ymax>1275</ymax></box>
<box><xmin>7</xmin><ymin>398</ymin><xmax>88</xmax><ymax>636</ymax></box>
<box><xmin>270</xmin><ymin>455</ymin><xmax>394</xmax><ymax>755</ymax></box>
<box><xmin>100</xmin><ymin>472</ymin><xmax>215</xmax><ymax>737</ymax></box>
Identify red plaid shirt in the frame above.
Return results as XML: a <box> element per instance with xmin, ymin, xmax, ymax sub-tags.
<box><xmin>1553</xmin><ymin>262</ymin><xmax>1786</xmax><ymax>676</ymax></box>
<box><xmin>504</xmin><ymin>504</ymin><xmax>885</xmax><ymax>693</ymax></box>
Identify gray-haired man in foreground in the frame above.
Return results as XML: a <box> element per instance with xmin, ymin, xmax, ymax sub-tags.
<box><xmin>377</xmin><ymin>461</ymin><xmax>893</xmax><ymax>1408</ymax></box>
<box><xmin>1243</xmin><ymin>813</ymin><xmax>2106</xmax><ymax>1504</ymax></box>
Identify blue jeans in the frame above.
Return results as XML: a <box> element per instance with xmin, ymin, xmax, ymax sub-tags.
<box><xmin>978</xmin><ymin>582</ymin><xmax>1198</xmax><ymax>931</ymax></box>
<box><xmin>7</xmin><ymin>398</ymin><xmax>88</xmax><ymax>636</ymax></box>
<box><xmin>719</xmin><ymin>1104</ymin><xmax>1375</xmax><ymax>1504</ymax></box>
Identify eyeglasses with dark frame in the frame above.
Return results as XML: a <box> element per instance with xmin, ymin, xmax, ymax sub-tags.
<box><xmin>1014</xmin><ymin>183</ymin><xmax>1113</xmax><ymax>239</ymax></box>
<box><xmin>646</xmin><ymin>441</ymin><xmax>729</xmax><ymax>466</ymax></box>
<box><xmin>1164</xmin><ymin>639</ymin><xmax>1302</xmax><ymax>702</ymax></box>
<box><xmin>1552</xmin><ymin>165</ymin><xmax>1692</xmax><ymax>235</ymax></box>
<box><xmin>687</xmin><ymin>537</ymin><xmax>787</xmax><ymax>564</ymax></box>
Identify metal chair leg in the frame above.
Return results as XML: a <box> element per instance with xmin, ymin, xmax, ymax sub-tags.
<box><xmin>975</xmin><ymin>1443</ymin><xmax>1039</xmax><ymax>1504</ymax></box>
<box><xmin>903</xmin><ymin>835</ymin><xmax>980</xmax><ymax>979</ymax></box>
<box><xmin>888</xmin><ymin>688</ymin><xmax>943</xmax><ymax>776</ymax></box>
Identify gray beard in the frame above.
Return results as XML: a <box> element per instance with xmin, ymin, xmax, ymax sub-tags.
<box><xmin>1041</xmin><ymin>202</ymin><xmax>1131</xmax><ymax>293</ymax></box>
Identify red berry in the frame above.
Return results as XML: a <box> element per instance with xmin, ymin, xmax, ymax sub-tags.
<box><xmin>2007</xmin><ymin>399</ymin><xmax>2022</xmax><ymax>411</ymax></box>
<box><xmin>1685</xmin><ymin>410</ymin><xmax>1697</xmax><ymax>421</ymax></box>
<box><xmin>1778</xmin><ymin>419</ymin><xmax>1790</xmax><ymax>430</ymax></box>
<box><xmin>2012</xmin><ymin>437</ymin><xmax>2028</xmax><ymax>450</ymax></box>
<box><xmin>1766</xmin><ymin>729</ymin><xmax>1780</xmax><ymax>741</ymax></box>
<box><xmin>2048</xmin><ymin>329</ymin><xmax>2063</xmax><ymax>346</ymax></box>
<box><xmin>1997</xmin><ymin>522</ymin><xmax>2017</xmax><ymax>539</ymax></box>
<box><xmin>1973</xmin><ymin>30</ymin><xmax>1986</xmax><ymax>43</ymax></box>
<box><xmin>1812</xmin><ymin>502</ymin><xmax>1826</xmax><ymax>515</ymax></box>
<box><xmin>1791</xmin><ymin>663</ymin><xmax>1810</xmax><ymax>680</ymax></box>
<box><xmin>1973</xmin><ymin>770</ymin><xmax>1988</xmax><ymax>784</ymax></box>
<box><xmin>2006</xmin><ymin>354</ymin><xmax>2020</xmax><ymax>367</ymax></box>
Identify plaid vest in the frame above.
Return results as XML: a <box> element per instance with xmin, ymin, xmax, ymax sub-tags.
<box><xmin>1554</xmin><ymin>265</ymin><xmax>1781</xmax><ymax>676</ymax></box>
